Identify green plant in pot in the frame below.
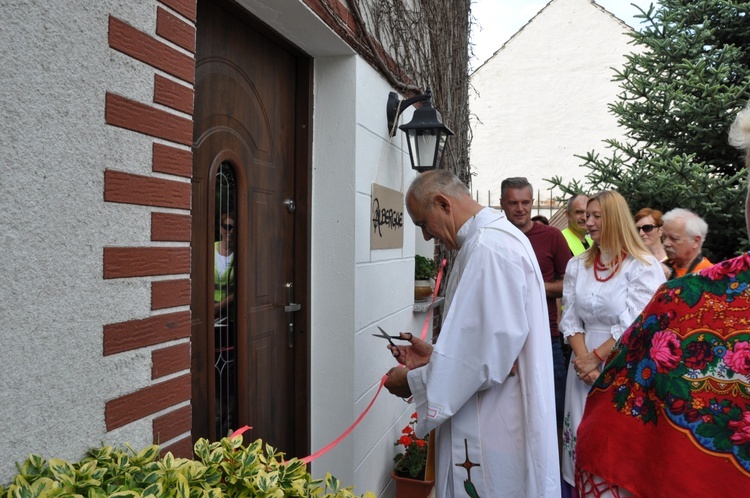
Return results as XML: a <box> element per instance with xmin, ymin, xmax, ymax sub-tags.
<box><xmin>414</xmin><ymin>255</ymin><xmax>437</xmax><ymax>301</ymax></box>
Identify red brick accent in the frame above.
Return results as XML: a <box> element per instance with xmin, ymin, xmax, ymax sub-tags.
<box><xmin>153</xmin><ymin>143</ymin><xmax>192</xmax><ymax>178</ymax></box>
<box><xmin>159</xmin><ymin>436</ymin><xmax>194</xmax><ymax>458</ymax></box>
<box><xmin>106</xmin><ymin>374</ymin><xmax>190</xmax><ymax>430</ymax></box>
<box><xmin>154</xmin><ymin>74</ymin><xmax>194</xmax><ymax>115</ymax></box>
<box><xmin>159</xmin><ymin>0</ymin><xmax>197</xmax><ymax>23</ymax></box>
<box><xmin>104</xmin><ymin>310</ymin><xmax>191</xmax><ymax>356</ymax></box>
<box><xmin>152</xmin><ymin>212</ymin><xmax>191</xmax><ymax>242</ymax></box>
<box><xmin>105</xmin><ymin>92</ymin><xmax>192</xmax><ymax>146</ymax></box>
<box><xmin>104</xmin><ymin>247</ymin><xmax>190</xmax><ymax>279</ymax></box>
<box><xmin>102</xmin><ymin>1</ymin><xmax>197</xmax><ymax>444</ymax></box>
<box><xmin>151</xmin><ymin>278</ymin><xmax>191</xmax><ymax>310</ymax></box>
<box><xmin>152</xmin><ymin>342</ymin><xmax>191</xmax><ymax>379</ymax></box>
<box><xmin>104</xmin><ymin>170</ymin><xmax>190</xmax><ymax>209</ymax></box>
<box><xmin>156</xmin><ymin>7</ymin><xmax>196</xmax><ymax>52</ymax></box>
<box><xmin>153</xmin><ymin>405</ymin><xmax>192</xmax><ymax>444</ymax></box>
<box><xmin>108</xmin><ymin>16</ymin><xmax>195</xmax><ymax>84</ymax></box>
<box><xmin>304</xmin><ymin>0</ymin><xmax>356</xmax><ymax>32</ymax></box>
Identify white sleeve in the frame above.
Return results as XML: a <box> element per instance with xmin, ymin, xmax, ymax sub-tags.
<box><xmin>559</xmin><ymin>256</ymin><xmax>584</xmax><ymax>339</ymax></box>
<box><xmin>611</xmin><ymin>256</ymin><xmax>666</xmax><ymax>340</ymax></box>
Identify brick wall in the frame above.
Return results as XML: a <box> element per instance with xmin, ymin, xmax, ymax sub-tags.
<box><xmin>102</xmin><ymin>0</ymin><xmax>197</xmax><ymax>457</ymax></box>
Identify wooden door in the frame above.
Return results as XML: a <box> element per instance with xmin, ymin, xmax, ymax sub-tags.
<box><xmin>191</xmin><ymin>0</ymin><xmax>311</xmax><ymax>457</ymax></box>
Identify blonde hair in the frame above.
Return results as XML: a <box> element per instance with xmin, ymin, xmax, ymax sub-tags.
<box><xmin>584</xmin><ymin>190</ymin><xmax>652</xmax><ymax>268</ymax></box>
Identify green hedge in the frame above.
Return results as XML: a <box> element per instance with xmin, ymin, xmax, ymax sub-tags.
<box><xmin>1</xmin><ymin>436</ymin><xmax>375</xmax><ymax>498</ymax></box>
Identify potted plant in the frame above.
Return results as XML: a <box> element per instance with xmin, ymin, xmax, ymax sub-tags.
<box><xmin>414</xmin><ymin>254</ymin><xmax>437</xmax><ymax>301</ymax></box>
<box><xmin>392</xmin><ymin>412</ymin><xmax>433</xmax><ymax>497</ymax></box>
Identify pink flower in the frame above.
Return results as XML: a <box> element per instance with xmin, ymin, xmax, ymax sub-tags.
<box><xmin>728</xmin><ymin>411</ymin><xmax>750</xmax><ymax>445</ymax></box>
<box><xmin>702</xmin><ymin>253</ymin><xmax>750</xmax><ymax>280</ymax></box>
<box><xmin>650</xmin><ymin>331</ymin><xmax>682</xmax><ymax>373</ymax></box>
<box><xmin>724</xmin><ymin>341</ymin><xmax>750</xmax><ymax>375</ymax></box>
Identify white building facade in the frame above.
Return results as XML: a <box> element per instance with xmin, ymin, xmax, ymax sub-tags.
<box><xmin>470</xmin><ymin>0</ymin><xmax>638</xmax><ymax>208</ymax></box>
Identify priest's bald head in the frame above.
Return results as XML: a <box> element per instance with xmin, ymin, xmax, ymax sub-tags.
<box><xmin>406</xmin><ymin>170</ymin><xmax>483</xmax><ymax>251</ymax></box>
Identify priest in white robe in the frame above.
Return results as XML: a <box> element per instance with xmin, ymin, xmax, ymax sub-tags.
<box><xmin>385</xmin><ymin>170</ymin><xmax>560</xmax><ymax>497</ymax></box>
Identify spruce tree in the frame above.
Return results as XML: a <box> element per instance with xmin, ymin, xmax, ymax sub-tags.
<box><xmin>548</xmin><ymin>0</ymin><xmax>750</xmax><ymax>261</ymax></box>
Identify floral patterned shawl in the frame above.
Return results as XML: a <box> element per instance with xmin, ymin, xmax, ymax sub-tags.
<box><xmin>576</xmin><ymin>252</ymin><xmax>750</xmax><ymax>497</ymax></box>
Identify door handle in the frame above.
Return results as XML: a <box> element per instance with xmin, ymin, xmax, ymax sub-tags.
<box><xmin>285</xmin><ymin>283</ymin><xmax>301</xmax><ymax>348</ymax></box>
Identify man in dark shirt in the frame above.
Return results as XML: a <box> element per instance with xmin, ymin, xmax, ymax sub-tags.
<box><xmin>501</xmin><ymin>177</ymin><xmax>571</xmax><ymax>427</ymax></box>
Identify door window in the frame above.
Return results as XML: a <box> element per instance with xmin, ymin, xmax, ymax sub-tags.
<box><xmin>213</xmin><ymin>161</ymin><xmax>238</xmax><ymax>437</ymax></box>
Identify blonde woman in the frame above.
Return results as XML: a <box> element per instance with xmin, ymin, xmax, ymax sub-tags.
<box><xmin>559</xmin><ymin>190</ymin><xmax>666</xmax><ymax>488</ymax></box>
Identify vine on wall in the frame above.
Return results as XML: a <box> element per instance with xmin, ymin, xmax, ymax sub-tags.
<box><xmin>317</xmin><ymin>0</ymin><xmax>472</xmax><ymax>186</ymax></box>
<box><xmin>314</xmin><ymin>0</ymin><xmax>472</xmax><ymax>299</ymax></box>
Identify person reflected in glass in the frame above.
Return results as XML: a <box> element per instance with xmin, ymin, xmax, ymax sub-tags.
<box><xmin>214</xmin><ymin>211</ymin><xmax>236</xmax><ymax>437</ymax></box>
<box><xmin>214</xmin><ymin>212</ymin><xmax>236</xmax><ymax>319</ymax></box>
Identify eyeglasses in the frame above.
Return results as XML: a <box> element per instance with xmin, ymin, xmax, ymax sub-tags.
<box><xmin>637</xmin><ymin>224</ymin><xmax>659</xmax><ymax>233</ymax></box>
<box><xmin>221</xmin><ymin>223</ymin><xmax>234</xmax><ymax>231</ymax></box>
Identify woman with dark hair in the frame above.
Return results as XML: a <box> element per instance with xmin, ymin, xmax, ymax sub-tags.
<box><xmin>559</xmin><ymin>190</ymin><xmax>666</xmax><ymax>490</ymax></box>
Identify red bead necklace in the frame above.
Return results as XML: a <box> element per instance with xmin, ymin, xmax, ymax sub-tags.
<box><xmin>594</xmin><ymin>252</ymin><xmax>625</xmax><ymax>282</ymax></box>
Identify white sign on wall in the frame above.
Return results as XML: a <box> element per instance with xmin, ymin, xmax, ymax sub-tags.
<box><xmin>370</xmin><ymin>183</ymin><xmax>404</xmax><ymax>249</ymax></box>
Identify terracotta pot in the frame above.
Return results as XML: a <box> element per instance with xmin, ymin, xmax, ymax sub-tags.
<box><xmin>392</xmin><ymin>471</ymin><xmax>434</xmax><ymax>498</ymax></box>
<box><xmin>414</xmin><ymin>279</ymin><xmax>433</xmax><ymax>301</ymax></box>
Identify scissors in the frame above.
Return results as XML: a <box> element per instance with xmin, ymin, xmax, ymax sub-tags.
<box><xmin>372</xmin><ymin>326</ymin><xmax>412</xmax><ymax>350</ymax></box>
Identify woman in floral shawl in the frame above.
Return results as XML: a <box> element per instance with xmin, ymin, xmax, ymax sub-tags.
<box><xmin>574</xmin><ymin>103</ymin><xmax>750</xmax><ymax>497</ymax></box>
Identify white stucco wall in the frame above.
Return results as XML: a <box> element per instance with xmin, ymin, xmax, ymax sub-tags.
<box><xmin>0</xmin><ymin>0</ymin><xmax>430</xmax><ymax>494</ymax></box>
<box><xmin>469</xmin><ymin>0</ymin><xmax>637</xmax><ymax>207</ymax></box>
<box><xmin>310</xmin><ymin>56</ymin><xmax>430</xmax><ymax>498</ymax></box>
<box><xmin>0</xmin><ymin>0</ymin><xmax>186</xmax><ymax>482</ymax></box>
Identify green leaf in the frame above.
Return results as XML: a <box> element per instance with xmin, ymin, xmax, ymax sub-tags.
<box><xmin>324</xmin><ymin>473</ymin><xmax>339</xmax><ymax>491</ymax></box>
<box><xmin>87</xmin><ymin>488</ymin><xmax>108</xmax><ymax>498</ymax></box>
<box><xmin>140</xmin><ymin>483</ymin><xmax>163</xmax><ymax>497</ymax></box>
<box><xmin>174</xmin><ymin>473</ymin><xmax>190</xmax><ymax>498</ymax></box>
<box><xmin>109</xmin><ymin>492</ymin><xmax>141</xmax><ymax>498</ymax></box>
<box><xmin>136</xmin><ymin>446</ymin><xmax>160</xmax><ymax>464</ymax></box>
<box><xmin>48</xmin><ymin>459</ymin><xmax>76</xmax><ymax>487</ymax></box>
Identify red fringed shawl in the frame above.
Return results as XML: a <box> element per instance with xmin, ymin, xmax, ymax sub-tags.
<box><xmin>576</xmin><ymin>252</ymin><xmax>750</xmax><ymax>497</ymax></box>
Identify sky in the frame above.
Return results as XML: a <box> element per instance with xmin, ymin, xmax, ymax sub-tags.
<box><xmin>471</xmin><ymin>0</ymin><xmax>658</xmax><ymax>69</ymax></box>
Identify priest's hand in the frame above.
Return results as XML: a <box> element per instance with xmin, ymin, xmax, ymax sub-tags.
<box><xmin>385</xmin><ymin>366</ymin><xmax>412</xmax><ymax>398</ymax></box>
<box><xmin>388</xmin><ymin>332</ymin><xmax>433</xmax><ymax>369</ymax></box>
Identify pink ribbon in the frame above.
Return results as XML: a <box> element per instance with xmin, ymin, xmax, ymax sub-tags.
<box><xmin>232</xmin><ymin>259</ymin><xmax>447</xmax><ymax>465</ymax></box>
<box><xmin>420</xmin><ymin>258</ymin><xmax>447</xmax><ymax>341</ymax></box>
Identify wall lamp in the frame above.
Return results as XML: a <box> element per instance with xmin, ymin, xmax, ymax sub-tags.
<box><xmin>386</xmin><ymin>87</ymin><xmax>454</xmax><ymax>172</ymax></box>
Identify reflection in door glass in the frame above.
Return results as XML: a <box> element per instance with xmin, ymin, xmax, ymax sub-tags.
<box><xmin>214</xmin><ymin>162</ymin><xmax>238</xmax><ymax>438</ymax></box>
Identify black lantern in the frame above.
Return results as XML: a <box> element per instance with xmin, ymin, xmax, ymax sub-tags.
<box><xmin>386</xmin><ymin>87</ymin><xmax>454</xmax><ymax>172</ymax></box>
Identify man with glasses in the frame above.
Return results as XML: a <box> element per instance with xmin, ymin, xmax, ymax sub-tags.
<box><xmin>662</xmin><ymin>208</ymin><xmax>713</xmax><ymax>279</ymax></box>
